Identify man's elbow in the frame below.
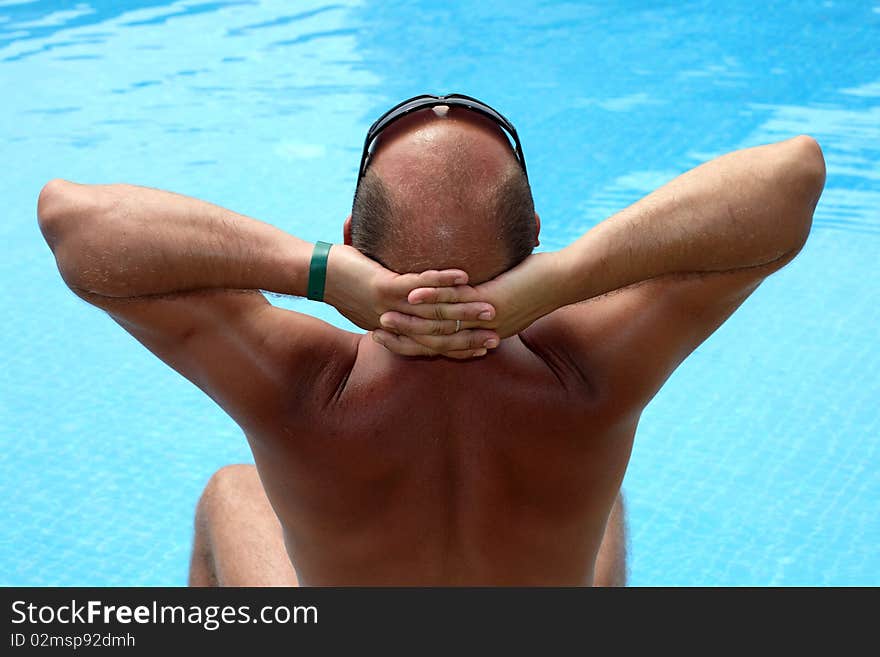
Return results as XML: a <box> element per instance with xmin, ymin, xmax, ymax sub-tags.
<box><xmin>783</xmin><ymin>135</ymin><xmax>826</xmax><ymax>253</ymax></box>
<box><xmin>37</xmin><ymin>179</ymin><xmax>103</xmax><ymax>291</ymax></box>
<box><xmin>37</xmin><ymin>178</ymin><xmax>78</xmax><ymax>251</ymax></box>
<box><xmin>791</xmin><ymin>134</ymin><xmax>826</xmax><ymax>200</ymax></box>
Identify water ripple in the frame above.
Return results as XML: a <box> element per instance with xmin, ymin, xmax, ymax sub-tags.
<box><xmin>120</xmin><ymin>1</ymin><xmax>254</xmax><ymax>28</ymax></box>
<box><xmin>12</xmin><ymin>4</ymin><xmax>94</xmax><ymax>29</ymax></box>
<box><xmin>270</xmin><ymin>27</ymin><xmax>358</xmax><ymax>48</ymax></box>
<box><xmin>24</xmin><ymin>106</ymin><xmax>79</xmax><ymax>114</ymax></box>
<box><xmin>0</xmin><ymin>0</ymin><xmax>171</xmax><ymax>51</ymax></box>
<box><xmin>226</xmin><ymin>4</ymin><xmax>345</xmax><ymax>37</ymax></box>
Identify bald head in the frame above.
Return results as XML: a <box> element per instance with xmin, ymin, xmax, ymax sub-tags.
<box><xmin>349</xmin><ymin>106</ymin><xmax>537</xmax><ymax>284</ymax></box>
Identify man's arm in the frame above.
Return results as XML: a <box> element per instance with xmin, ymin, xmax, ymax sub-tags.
<box><xmin>37</xmin><ymin>182</ymin><xmax>499</xmax><ymax>431</ymax></box>
<box><xmin>550</xmin><ymin>135</ymin><xmax>824</xmax><ymax>310</ymax></box>
<box><xmin>38</xmin><ymin>181</ymin><xmax>498</xmax><ymax>337</ymax></box>
<box><xmin>381</xmin><ymin>136</ymin><xmax>826</xmax><ymax>402</ymax></box>
<box><xmin>37</xmin><ymin>181</ymin><xmax>315</xmax><ymax>299</ymax></box>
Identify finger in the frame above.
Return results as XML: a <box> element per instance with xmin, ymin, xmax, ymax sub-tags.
<box><xmin>395</xmin><ymin>302</ymin><xmax>496</xmax><ymax>323</ymax></box>
<box><xmin>416</xmin><ymin>269</ymin><xmax>468</xmax><ymax>286</ymax></box>
<box><xmin>440</xmin><ymin>348</ymin><xmax>490</xmax><ymax>360</ymax></box>
<box><xmin>380</xmin><ymin>312</ymin><xmax>448</xmax><ymax>336</ymax></box>
<box><xmin>380</xmin><ymin>311</ymin><xmax>483</xmax><ymax>336</ymax></box>
<box><xmin>407</xmin><ymin>285</ymin><xmax>485</xmax><ymax>305</ymax></box>
<box><xmin>405</xmin><ymin>330</ymin><xmax>500</xmax><ymax>353</ymax></box>
<box><xmin>371</xmin><ymin>330</ymin><xmax>434</xmax><ymax>357</ymax></box>
<box><xmin>393</xmin><ymin>269</ymin><xmax>469</xmax><ymax>294</ymax></box>
<box><xmin>373</xmin><ymin>331</ymin><xmax>490</xmax><ymax>360</ymax></box>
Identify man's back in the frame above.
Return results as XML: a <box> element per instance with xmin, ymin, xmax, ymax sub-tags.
<box><xmin>254</xmin><ymin>319</ymin><xmax>633</xmax><ymax>586</ymax></box>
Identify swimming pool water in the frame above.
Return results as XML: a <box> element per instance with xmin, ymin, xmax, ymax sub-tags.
<box><xmin>1</xmin><ymin>0</ymin><xmax>877</xmax><ymax>586</ymax></box>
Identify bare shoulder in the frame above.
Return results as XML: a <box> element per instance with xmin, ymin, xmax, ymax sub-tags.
<box><xmin>74</xmin><ymin>285</ymin><xmax>361</xmax><ymax>434</ymax></box>
<box><xmin>522</xmin><ymin>264</ymin><xmax>774</xmax><ymax>410</ymax></box>
<box><xmin>252</xmin><ymin>302</ymin><xmax>362</xmax><ymax>394</ymax></box>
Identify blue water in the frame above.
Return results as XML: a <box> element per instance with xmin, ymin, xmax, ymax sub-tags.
<box><xmin>1</xmin><ymin>0</ymin><xmax>877</xmax><ymax>586</ymax></box>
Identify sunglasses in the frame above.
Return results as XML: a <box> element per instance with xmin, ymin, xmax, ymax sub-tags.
<box><xmin>356</xmin><ymin>93</ymin><xmax>528</xmax><ymax>186</ymax></box>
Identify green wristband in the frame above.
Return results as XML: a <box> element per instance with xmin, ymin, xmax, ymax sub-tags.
<box><xmin>306</xmin><ymin>241</ymin><xmax>333</xmax><ymax>302</ymax></box>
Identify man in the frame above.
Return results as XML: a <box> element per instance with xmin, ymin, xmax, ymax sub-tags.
<box><xmin>38</xmin><ymin>94</ymin><xmax>825</xmax><ymax>586</ymax></box>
